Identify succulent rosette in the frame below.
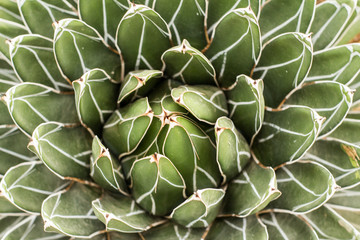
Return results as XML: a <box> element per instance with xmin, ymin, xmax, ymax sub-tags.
<box><xmin>0</xmin><ymin>0</ymin><xmax>360</xmax><ymax>239</ymax></box>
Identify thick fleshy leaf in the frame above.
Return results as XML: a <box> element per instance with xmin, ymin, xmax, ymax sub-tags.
<box><xmin>0</xmin><ymin>162</ymin><xmax>69</xmax><ymax>213</ymax></box>
<box><xmin>28</xmin><ymin>122</ymin><xmax>92</xmax><ymax>180</ymax></box>
<box><xmin>0</xmin><ymin>215</ymin><xmax>69</xmax><ymax>240</ymax></box>
<box><xmin>73</xmin><ymin>69</ymin><xmax>119</xmax><ymax>135</ymax></box>
<box><xmin>18</xmin><ymin>0</ymin><xmax>78</xmax><ymax>38</ymax></box>
<box><xmin>268</xmin><ymin>161</ymin><xmax>336</xmax><ymax>213</ymax></box>
<box><xmin>103</xmin><ymin>97</ymin><xmax>153</xmax><ymax>158</ymax></box>
<box><xmin>335</xmin><ymin>5</ymin><xmax>360</xmax><ymax>45</ymax></box>
<box><xmin>305</xmin><ymin>139</ymin><xmax>360</xmax><ymax>189</ymax></box>
<box><xmin>54</xmin><ymin>19</ymin><xmax>121</xmax><ymax>82</ymax></box>
<box><xmin>284</xmin><ymin>81</ymin><xmax>353</xmax><ymax>137</ymax></box>
<box><xmin>171</xmin><ymin>85</ymin><xmax>228</xmax><ymax>125</ymax></box>
<box><xmin>118</xmin><ymin>70</ymin><xmax>162</xmax><ymax>104</ymax></box>
<box><xmin>153</xmin><ymin>0</ymin><xmax>206</xmax><ymax>49</ymax></box>
<box><xmin>327</xmin><ymin>117</ymin><xmax>360</xmax><ymax>148</ymax></box>
<box><xmin>170</xmin><ymin>188</ymin><xmax>225</xmax><ymax>228</ymax></box>
<box><xmin>252</xmin><ymin>32</ymin><xmax>313</xmax><ymax>108</ymax></box>
<box><xmin>3</xmin><ymin>82</ymin><xmax>78</xmax><ymax>136</ymax></box>
<box><xmin>116</xmin><ymin>4</ymin><xmax>172</xmax><ymax>73</ymax></box>
<box><xmin>42</xmin><ymin>183</ymin><xmax>105</xmax><ymax>238</ymax></box>
<box><xmin>302</xmin><ymin>205</ymin><xmax>360</xmax><ymax>239</ymax></box>
<box><xmin>0</xmin><ymin>196</ymin><xmax>24</xmax><ymax>215</ymax></box>
<box><xmin>222</xmin><ymin>161</ymin><xmax>280</xmax><ymax>217</ymax></box>
<box><xmin>311</xmin><ymin>0</ymin><xmax>357</xmax><ymax>51</ymax></box>
<box><xmin>157</xmin><ymin>115</ymin><xmax>221</xmax><ymax>194</ymax></box>
<box><xmin>141</xmin><ymin>222</ymin><xmax>205</xmax><ymax>239</ymax></box>
<box><xmin>215</xmin><ymin>117</ymin><xmax>250</xmax><ymax>182</ymax></box>
<box><xmin>207</xmin><ymin>0</ymin><xmax>261</xmax><ymax>34</ymax></box>
<box><xmin>92</xmin><ymin>192</ymin><xmax>164</xmax><ymax>233</ymax></box>
<box><xmin>0</xmin><ymin>104</ymin><xmax>36</xmax><ymax>176</ymax></box>
<box><xmin>0</xmin><ymin>18</ymin><xmax>28</xmax><ymax>60</ymax></box>
<box><xmin>0</xmin><ymin>58</ymin><xmax>20</xmax><ymax>94</ymax></box>
<box><xmin>205</xmin><ymin>8</ymin><xmax>261</xmax><ymax>88</ymax></box>
<box><xmin>260</xmin><ymin>212</ymin><xmax>318</xmax><ymax>239</ymax></box>
<box><xmin>327</xmin><ymin>185</ymin><xmax>360</xmax><ymax>230</ymax></box>
<box><xmin>79</xmin><ymin>0</ymin><xmax>129</xmax><ymax>47</ymax></box>
<box><xmin>9</xmin><ymin>34</ymin><xmax>71</xmax><ymax>91</ymax></box>
<box><xmin>161</xmin><ymin>39</ymin><xmax>217</xmax><ymax>85</ymax></box>
<box><xmin>225</xmin><ymin>74</ymin><xmax>264</xmax><ymax>142</ymax></box>
<box><xmin>259</xmin><ymin>0</ymin><xmax>316</xmax><ymax>42</ymax></box>
<box><xmin>252</xmin><ymin>106</ymin><xmax>323</xmax><ymax>167</ymax></box>
<box><xmin>0</xmin><ymin>0</ymin><xmax>22</xmax><ymax>24</ymax></box>
<box><xmin>109</xmin><ymin>232</ymin><xmax>140</xmax><ymax>240</ymax></box>
<box><xmin>305</xmin><ymin>44</ymin><xmax>360</xmax><ymax>104</ymax></box>
<box><xmin>130</xmin><ymin>153</ymin><xmax>186</xmax><ymax>216</ymax></box>
<box><xmin>206</xmin><ymin>215</ymin><xmax>268</xmax><ymax>240</ymax></box>
<box><xmin>91</xmin><ymin>136</ymin><xmax>127</xmax><ymax>194</ymax></box>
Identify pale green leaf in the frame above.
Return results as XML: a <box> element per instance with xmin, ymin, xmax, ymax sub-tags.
<box><xmin>141</xmin><ymin>222</ymin><xmax>205</xmax><ymax>239</ymax></box>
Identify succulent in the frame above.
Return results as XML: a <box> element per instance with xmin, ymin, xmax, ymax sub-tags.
<box><xmin>0</xmin><ymin>0</ymin><xmax>360</xmax><ymax>239</ymax></box>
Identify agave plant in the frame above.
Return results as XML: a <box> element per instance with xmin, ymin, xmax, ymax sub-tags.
<box><xmin>0</xmin><ymin>0</ymin><xmax>360</xmax><ymax>239</ymax></box>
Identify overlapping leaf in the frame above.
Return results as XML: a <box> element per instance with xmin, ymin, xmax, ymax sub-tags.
<box><xmin>92</xmin><ymin>192</ymin><xmax>164</xmax><ymax>233</ymax></box>
<box><xmin>54</xmin><ymin>19</ymin><xmax>121</xmax><ymax>81</ymax></box>
<box><xmin>335</xmin><ymin>3</ymin><xmax>360</xmax><ymax>45</ymax></box>
<box><xmin>252</xmin><ymin>106</ymin><xmax>323</xmax><ymax>167</ymax></box>
<box><xmin>42</xmin><ymin>183</ymin><xmax>105</xmax><ymax>238</ymax></box>
<box><xmin>0</xmin><ymin>58</ymin><xmax>20</xmax><ymax>94</ymax></box>
<box><xmin>327</xmin><ymin>117</ymin><xmax>360</xmax><ymax>148</ymax></box>
<box><xmin>141</xmin><ymin>222</ymin><xmax>205</xmax><ymax>239</ymax></box>
<box><xmin>3</xmin><ymin>82</ymin><xmax>78</xmax><ymax>136</ymax></box>
<box><xmin>206</xmin><ymin>8</ymin><xmax>261</xmax><ymax>88</ymax></box>
<box><xmin>18</xmin><ymin>0</ymin><xmax>78</xmax><ymax>38</ymax></box>
<box><xmin>0</xmin><ymin>162</ymin><xmax>69</xmax><ymax>213</ymax></box>
<box><xmin>222</xmin><ymin>161</ymin><xmax>280</xmax><ymax>217</ymax></box>
<box><xmin>253</xmin><ymin>32</ymin><xmax>313</xmax><ymax>108</ymax></box>
<box><xmin>29</xmin><ymin>122</ymin><xmax>92</xmax><ymax>180</ymax></box>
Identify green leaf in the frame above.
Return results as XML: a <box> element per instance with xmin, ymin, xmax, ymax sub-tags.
<box><xmin>327</xmin><ymin>117</ymin><xmax>360</xmax><ymax>148</ymax></box>
<box><xmin>161</xmin><ymin>39</ymin><xmax>217</xmax><ymax>86</ymax></box>
<box><xmin>327</xmin><ymin>185</ymin><xmax>360</xmax><ymax>231</ymax></box>
<box><xmin>215</xmin><ymin>117</ymin><xmax>250</xmax><ymax>182</ymax></box>
<box><xmin>0</xmin><ymin>18</ymin><xmax>28</xmax><ymax>60</ymax></box>
<box><xmin>29</xmin><ymin>122</ymin><xmax>92</xmax><ymax>180</ymax></box>
<box><xmin>205</xmin><ymin>8</ymin><xmax>261</xmax><ymax>88</ymax></box>
<box><xmin>0</xmin><ymin>0</ymin><xmax>22</xmax><ymax>24</ymax></box>
<box><xmin>103</xmin><ymin>97</ymin><xmax>153</xmax><ymax>158</ymax></box>
<box><xmin>222</xmin><ymin>161</ymin><xmax>280</xmax><ymax>217</ymax></box>
<box><xmin>1</xmin><ymin>215</ymin><xmax>69</xmax><ymax>240</ymax></box>
<box><xmin>170</xmin><ymin>188</ymin><xmax>225</xmax><ymax>228</ymax></box>
<box><xmin>252</xmin><ymin>106</ymin><xmax>323</xmax><ymax>167</ymax></box>
<box><xmin>73</xmin><ymin>69</ymin><xmax>119</xmax><ymax>135</ymax></box>
<box><xmin>260</xmin><ymin>212</ymin><xmax>318</xmax><ymax>239</ymax></box>
<box><xmin>153</xmin><ymin>0</ymin><xmax>206</xmax><ymax>49</ymax></box>
<box><xmin>225</xmin><ymin>74</ymin><xmax>264</xmax><ymax>143</ymax></box>
<box><xmin>305</xmin><ymin>44</ymin><xmax>360</xmax><ymax>104</ymax></box>
<box><xmin>335</xmin><ymin>5</ymin><xmax>360</xmax><ymax>45</ymax></box>
<box><xmin>302</xmin><ymin>205</ymin><xmax>360</xmax><ymax>239</ymax></box>
<box><xmin>3</xmin><ymin>82</ymin><xmax>79</xmax><ymax>136</ymax></box>
<box><xmin>171</xmin><ymin>85</ymin><xmax>228</xmax><ymax>125</ymax></box>
<box><xmin>118</xmin><ymin>69</ymin><xmax>162</xmax><ymax>104</ymax></box>
<box><xmin>305</xmin><ymin>139</ymin><xmax>360</xmax><ymax>189</ymax></box>
<box><xmin>91</xmin><ymin>136</ymin><xmax>127</xmax><ymax>194</ymax></box>
<box><xmin>284</xmin><ymin>81</ymin><xmax>353</xmax><ymax>137</ymax></box>
<box><xmin>141</xmin><ymin>222</ymin><xmax>205</xmax><ymax>240</ymax></box>
<box><xmin>42</xmin><ymin>183</ymin><xmax>105</xmax><ymax>238</ymax></box>
<box><xmin>109</xmin><ymin>232</ymin><xmax>140</xmax><ymax>240</ymax></box>
<box><xmin>18</xmin><ymin>0</ymin><xmax>78</xmax><ymax>38</ymax></box>
<box><xmin>310</xmin><ymin>0</ymin><xmax>357</xmax><ymax>51</ymax></box>
<box><xmin>54</xmin><ymin>19</ymin><xmax>121</xmax><ymax>82</ymax></box>
<box><xmin>0</xmin><ymin>196</ymin><xmax>25</xmax><ymax>215</ymax></box>
<box><xmin>157</xmin><ymin>116</ymin><xmax>221</xmax><ymax>195</ymax></box>
<box><xmin>0</xmin><ymin>161</ymin><xmax>69</xmax><ymax>213</ymax></box>
<box><xmin>0</xmin><ymin>58</ymin><xmax>20</xmax><ymax>94</ymax></box>
<box><xmin>252</xmin><ymin>32</ymin><xmax>313</xmax><ymax>108</ymax></box>
<box><xmin>207</xmin><ymin>0</ymin><xmax>261</xmax><ymax>34</ymax></box>
<box><xmin>206</xmin><ymin>215</ymin><xmax>268</xmax><ymax>240</ymax></box>
<box><xmin>79</xmin><ymin>0</ymin><xmax>130</xmax><ymax>47</ymax></box>
<box><xmin>92</xmin><ymin>192</ymin><xmax>164</xmax><ymax>233</ymax></box>
<box><xmin>9</xmin><ymin>34</ymin><xmax>71</xmax><ymax>91</ymax></box>
<box><xmin>116</xmin><ymin>4</ymin><xmax>172</xmax><ymax>73</ymax></box>
<box><xmin>130</xmin><ymin>153</ymin><xmax>186</xmax><ymax>216</ymax></box>
<box><xmin>259</xmin><ymin>0</ymin><xmax>316</xmax><ymax>42</ymax></box>
<box><xmin>268</xmin><ymin>161</ymin><xmax>336</xmax><ymax>213</ymax></box>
